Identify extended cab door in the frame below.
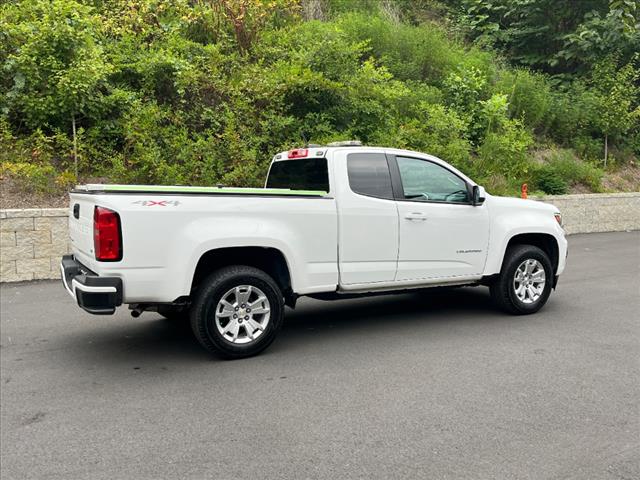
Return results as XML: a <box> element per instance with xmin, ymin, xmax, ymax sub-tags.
<box><xmin>334</xmin><ymin>150</ymin><xmax>399</xmax><ymax>285</ymax></box>
<box><xmin>390</xmin><ymin>154</ymin><xmax>489</xmax><ymax>281</ymax></box>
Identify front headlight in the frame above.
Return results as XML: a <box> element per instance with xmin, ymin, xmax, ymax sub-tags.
<box><xmin>554</xmin><ymin>212</ymin><xmax>563</xmax><ymax>227</ymax></box>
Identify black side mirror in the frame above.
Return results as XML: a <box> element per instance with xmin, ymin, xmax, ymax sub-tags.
<box><xmin>472</xmin><ymin>185</ymin><xmax>485</xmax><ymax>206</ymax></box>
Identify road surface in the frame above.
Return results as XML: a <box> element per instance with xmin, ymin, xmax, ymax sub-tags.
<box><xmin>1</xmin><ymin>231</ymin><xmax>638</xmax><ymax>479</ymax></box>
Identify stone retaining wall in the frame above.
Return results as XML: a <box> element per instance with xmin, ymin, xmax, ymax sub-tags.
<box><xmin>533</xmin><ymin>192</ymin><xmax>640</xmax><ymax>235</ymax></box>
<box><xmin>1</xmin><ymin>208</ymin><xmax>69</xmax><ymax>282</ymax></box>
<box><xmin>1</xmin><ymin>193</ymin><xmax>638</xmax><ymax>282</ymax></box>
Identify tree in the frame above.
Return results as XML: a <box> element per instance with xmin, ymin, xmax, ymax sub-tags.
<box><xmin>589</xmin><ymin>56</ymin><xmax>640</xmax><ymax>166</ymax></box>
<box><xmin>451</xmin><ymin>0</ymin><xmax>639</xmax><ymax>76</ymax></box>
<box><xmin>1</xmin><ymin>0</ymin><xmax>111</xmax><ymax>176</ymax></box>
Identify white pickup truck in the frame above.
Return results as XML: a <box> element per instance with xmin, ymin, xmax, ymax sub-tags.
<box><xmin>61</xmin><ymin>143</ymin><xmax>567</xmax><ymax>358</ymax></box>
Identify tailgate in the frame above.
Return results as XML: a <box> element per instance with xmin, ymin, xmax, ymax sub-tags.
<box><xmin>68</xmin><ymin>193</ymin><xmax>97</xmax><ymax>269</ymax></box>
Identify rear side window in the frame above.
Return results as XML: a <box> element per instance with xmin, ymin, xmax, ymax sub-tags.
<box><xmin>347</xmin><ymin>153</ymin><xmax>393</xmax><ymax>199</ymax></box>
<box><xmin>266</xmin><ymin>158</ymin><xmax>329</xmax><ymax>192</ymax></box>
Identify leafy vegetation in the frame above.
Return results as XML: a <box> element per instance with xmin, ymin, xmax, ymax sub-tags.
<box><xmin>0</xmin><ymin>0</ymin><xmax>638</xmax><ymax>201</ymax></box>
<box><xmin>532</xmin><ymin>149</ymin><xmax>604</xmax><ymax>195</ymax></box>
<box><xmin>448</xmin><ymin>0</ymin><xmax>639</xmax><ymax>76</ymax></box>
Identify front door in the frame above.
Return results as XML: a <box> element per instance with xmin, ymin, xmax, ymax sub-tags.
<box><xmin>393</xmin><ymin>155</ymin><xmax>489</xmax><ymax>281</ymax></box>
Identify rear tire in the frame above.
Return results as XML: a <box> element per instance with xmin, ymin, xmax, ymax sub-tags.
<box><xmin>490</xmin><ymin>244</ymin><xmax>553</xmax><ymax>315</ymax></box>
<box><xmin>190</xmin><ymin>266</ymin><xmax>284</xmax><ymax>359</ymax></box>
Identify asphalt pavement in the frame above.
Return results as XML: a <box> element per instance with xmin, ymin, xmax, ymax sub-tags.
<box><xmin>1</xmin><ymin>231</ymin><xmax>639</xmax><ymax>480</ymax></box>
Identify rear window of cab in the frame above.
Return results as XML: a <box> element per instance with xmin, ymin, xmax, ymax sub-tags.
<box><xmin>266</xmin><ymin>158</ymin><xmax>329</xmax><ymax>192</ymax></box>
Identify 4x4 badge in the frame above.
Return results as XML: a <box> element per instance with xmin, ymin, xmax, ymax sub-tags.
<box><xmin>132</xmin><ymin>200</ymin><xmax>180</xmax><ymax>207</ymax></box>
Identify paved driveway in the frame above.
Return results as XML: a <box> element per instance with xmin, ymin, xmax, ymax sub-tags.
<box><xmin>1</xmin><ymin>231</ymin><xmax>638</xmax><ymax>479</ymax></box>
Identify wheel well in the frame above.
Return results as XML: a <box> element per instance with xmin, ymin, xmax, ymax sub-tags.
<box><xmin>191</xmin><ymin>247</ymin><xmax>292</xmax><ymax>297</ymax></box>
<box><xmin>505</xmin><ymin>233</ymin><xmax>559</xmax><ymax>273</ymax></box>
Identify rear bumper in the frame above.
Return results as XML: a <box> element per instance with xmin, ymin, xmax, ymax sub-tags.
<box><xmin>60</xmin><ymin>255</ymin><xmax>123</xmax><ymax>315</ymax></box>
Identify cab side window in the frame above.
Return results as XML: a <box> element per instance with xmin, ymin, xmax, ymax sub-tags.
<box><xmin>396</xmin><ymin>157</ymin><xmax>469</xmax><ymax>203</ymax></box>
<box><xmin>347</xmin><ymin>153</ymin><xmax>394</xmax><ymax>200</ymax></box>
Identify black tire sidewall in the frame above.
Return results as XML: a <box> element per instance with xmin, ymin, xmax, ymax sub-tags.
<box><xmin>191</xmin><ymin>267</ymin><xmax>284</xmax><ymax>359</ymax></box>
<box><xmin>503</xmin><ymin>246</ymin><xmax>553</xmax><ymax>314</ymax></box>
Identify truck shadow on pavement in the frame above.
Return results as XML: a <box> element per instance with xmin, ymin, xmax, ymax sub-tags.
<box><xmin>277</xmin><ymin>287</ymin><xmax>502</xmax><ymax>343</ymax></box>
<box><xmin>60</xmin><ymin>286</ymin><xmax>514</xmax><ymax>365</ymax></box>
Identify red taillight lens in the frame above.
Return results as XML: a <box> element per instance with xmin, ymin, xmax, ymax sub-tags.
<box><xmin>288</xmin><ymin>148</ymin><xmax>308</xmax><ymax>159</ymax></box>
<box><xmin>554</xmin><ymin>212</ymin><xmax>563</xmax><ymax>227</ymax></box>
<box><xmin>94</xmin><ymin>206</ymin><xmax>122</xmax><ymax>261</ymax></box>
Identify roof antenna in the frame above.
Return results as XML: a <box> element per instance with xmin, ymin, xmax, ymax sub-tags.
<box><xmin>301</xmin><ymin>131</ymin><xmax>308</xmax><ymax>148</ymax></box>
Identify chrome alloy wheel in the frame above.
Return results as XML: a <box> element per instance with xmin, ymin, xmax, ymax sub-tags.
<box><xmin>513</xmin><ymin>259</ymin><xmax>546</xmax><ymax>304</ymax></box>
<box><xmin>214</xmin><ymin>285</ymin><xmax>271</xmax><ymax>344</ymax></box>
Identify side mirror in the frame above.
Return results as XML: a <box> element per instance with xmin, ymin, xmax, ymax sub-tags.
<box><xmin>472</xmin><ymin>185</ymin><xmax>486</xmax><ymax>206</ymax></box>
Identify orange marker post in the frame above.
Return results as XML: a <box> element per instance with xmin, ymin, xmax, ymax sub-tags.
<box><xmin>521</xmin><ymin>183</ymin><xmax>528</xmax><ymax>199</ymax></box>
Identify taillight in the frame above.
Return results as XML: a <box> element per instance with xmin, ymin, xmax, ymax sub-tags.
<box><xmin>288</xmin><ymin>148</ymin><xmax>308</xmax><ymax>159</ymax></box>
<box><xmin>94</xmin><ymin>206</ymin><xmax>122</xmax><ymax>261</ymax></box>
<box><xmin>554</xmin><ymin>212</ymin><xmax>563</xmax><ymax>227</ymax></box>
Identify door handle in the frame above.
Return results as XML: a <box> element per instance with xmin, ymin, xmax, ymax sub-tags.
<box><xmin>404</xmin><ymin>212</ymin><xmax>427</xmax><ymax>221</ymax></box>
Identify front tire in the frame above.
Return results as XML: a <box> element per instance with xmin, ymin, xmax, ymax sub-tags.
<box><xmin>490</xmin><ymin>244</ymin><xmax>553</xmax><ymax>315</ymax></box>
<box><xmin>190</xmin><ymin>266</ymin><xmax>284</xmax><ymax>359</ymax></box>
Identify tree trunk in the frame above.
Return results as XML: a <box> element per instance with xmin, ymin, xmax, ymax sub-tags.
<box><xmin>72</xmin><ymin>113</ymin><xmax>78</xmax><ymax>178</ymax></box>
<box><xmin>604</xmin><ymin>133</ymin><xmax>608</xmax><ymax>168</ymax></box>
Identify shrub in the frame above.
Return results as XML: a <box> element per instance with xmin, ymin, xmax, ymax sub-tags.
<box><xmin>492</xmin><ymin>68</ymin><xmax>553</xmax><ymax>133</ymax></box>
<box><xmin>474</xmin><ymin>92</ymin><xmax>534</xmax><ymax>180</ymax></box>
<box><xmin>337</xmin><ymin>12</ymin><xmax>466</xmax><ymax>85</ymax></box>
<box><xmin>477</xmin><ymin>118</ymin><xmax>533</xmax><ymax>180</ymax></box>
<box><xmin>444</xmin><ymin>66</ymin><xmax>488</xmax><ymax>110</ymax></box>
<box><xmin>573</xmin><ymin>135</ymin><xmax>604</xmax><ymax>163</ymax></box>
<box><xmin>534</xmin><ymin>149</ymin><xmax>604</xmax><ymax>193</ymax></box>
<box><xmin>0</xmin><ymin>119</ymin><xmax>75</xmax><ymax>172</ymax></box>
<box><xmin>373</xmin><ymin>102</ymin><xmax>472</xmax><ymax>169</ymax></box>
<box><xmin>443</xmin><ymin>65</ymin><xmax>489</xmax><ymax>143</ymax></box>
<box><xmin>534</xmin><ymin>169</ymin><xmax>568</xmax><ymax>195</ymax></box>
<box><xmin>0</xmin><ymin>162</ymin><xmax>61</xmax><ymax>194</ymax></box>
<box><xmin>547</xmin><ymin>83</ymin><xmax>600</xmax><ymax>147</ymax></box>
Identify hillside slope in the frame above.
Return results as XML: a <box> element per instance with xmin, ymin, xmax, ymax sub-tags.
<box><xmin>1</xmin><ymin>0</ymin><xmax>638</xmax><ymax>207</ymax></box>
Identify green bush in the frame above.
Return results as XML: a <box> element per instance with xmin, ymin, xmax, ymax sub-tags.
<box><xmin>534</xmin><ymin>169</ymin><xmax>568</xmax><ymax>195</ymax></box>
<box><xmin>492</xmin><ymin>68</ymin><xmax>553</xmax><ymax>133</ymax></box>
<box><xmin>373</xmin><ymin>102</ymin><xmax>472</xmax><ymax>169</ymax></box>
<box><xmin>534</xmin><ymin>150</ymin><xmax>604</xmax><ymax>193</ymax></box>
<box><xmin>477</xmin><ymin>121</ymin><xmax>533</xmax><ymax>180</ymax></box>
<box><xmin>573</xmin><ymin>135</ymin><xmax>604</xmax><ymax>163</ymax></box>
<box><xmin>0</xmin><ymin>161</ymin><xmax>71</xmax><ymax>194</ymax></box>
<box><xmin>474</xmin><ymin>92</ymin><xmax>534</xmax><ymax>181</ymax></box>
<box><xmin>337</xmin><ymin>12</ymin><xmax>472</xmax><ymax>85</ymax></box>
<box><xmin>546</xmin><ymin>83</ymin><xmax>600</xmax><ymax>147</ymax></box>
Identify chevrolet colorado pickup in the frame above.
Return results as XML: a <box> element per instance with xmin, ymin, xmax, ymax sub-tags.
<box><xmin>61</xmin><ymin>143</ymin><xmax>567</xmax><ymax>358</ymax></box>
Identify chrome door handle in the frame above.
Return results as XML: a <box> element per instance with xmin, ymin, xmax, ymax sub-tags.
<box><xmin>404</xmin><ymin>213</ymin><xmax>427</xmax><ymax>221</ymax></box>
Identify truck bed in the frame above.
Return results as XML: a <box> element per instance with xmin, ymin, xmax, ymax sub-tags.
<box><xmin>68</xmin><ymin>187</ymin><xmax>338</xmax><ymax>303</ymax></box>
